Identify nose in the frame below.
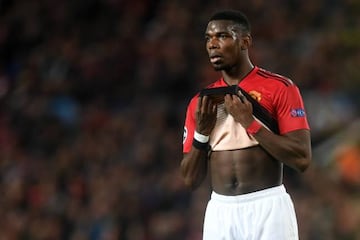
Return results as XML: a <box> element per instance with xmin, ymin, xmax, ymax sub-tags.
<box><xmin>207</xmin><ymin>37</ymin><xmax>219</xmax><ymax>49</ymax></box>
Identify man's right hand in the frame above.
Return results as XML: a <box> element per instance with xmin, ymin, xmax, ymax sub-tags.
<box><xmin>195</xmin><ymin>96</ymin><xmax>217</xmax><ymax>135</ymax></box>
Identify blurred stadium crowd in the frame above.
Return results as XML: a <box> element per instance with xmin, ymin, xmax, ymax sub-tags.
<box><xmin>0</xmin><ymin>0</ymin><xmax>359</xmax><ymax>239</ymax></box>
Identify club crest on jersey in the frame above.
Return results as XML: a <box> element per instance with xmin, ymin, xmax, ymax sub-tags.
<box><xmin>290</xmin><ymin>108</ymin><xmax>306</xmax><ymax>117</ymax></box>
<box><xmin>183</xmin><ymin>127</ymin><xmax>188</xmax><ymax>144</ymax></box>
<box><xmin>249</xmin><ymin>90</ymin><xmax>261</xmax><ymax>102</ymax></box>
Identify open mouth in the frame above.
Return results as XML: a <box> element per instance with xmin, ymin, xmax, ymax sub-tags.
<box><xmin>210</xmin><ymin>55</ymin><xmax>222</xmax><ymax>63</ymax></box>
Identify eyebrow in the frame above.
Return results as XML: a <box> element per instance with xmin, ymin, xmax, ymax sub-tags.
<box><xmin>204</xmin><ymin>31</ymin><xmax>231</xmax><ymax>37</ymax></box>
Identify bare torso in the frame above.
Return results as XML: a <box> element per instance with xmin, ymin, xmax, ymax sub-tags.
<box><xmin>209</xmin><ymin>146</ymin><xmax>283</xmax><ymax>195</ymax></box>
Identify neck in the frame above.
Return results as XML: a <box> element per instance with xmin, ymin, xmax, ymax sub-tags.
<box><xmin>222</xmin><ymin>61</ymin><xmax>254</xmax><ymax>85</ymax></box>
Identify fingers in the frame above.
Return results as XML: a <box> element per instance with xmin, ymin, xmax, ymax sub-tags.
<box><xmin>205</xmin><ymin>96</ymin><xmax>212</xmax><ymax>113</ymax></box>
<box><xmin>198</xmin><ymin>96</ymin><xmax>216</xmax><ymax>113</ymax></box>
<box><xmin>197</xmin><ymin>95</ymin><xmax>202</xmax><ymax>111</ymax></box>
<box><xmin>196</xmin><ymin>96</ymin><xmax>217</xmax><ymax>134</ymax></box>
<box><xmin>224</xmin><ymin>94</ymin><xmax>246</xmax><ymax>104</ymax></box>
<box><xmin>237</xmin><ymin>91</ymin><xmax>246</xmax><ymax>103</ymax></box>
<box><xmin>212</xmin><ymin>102</ymin><xmax>217</xmax><ymax>114</ymax></box>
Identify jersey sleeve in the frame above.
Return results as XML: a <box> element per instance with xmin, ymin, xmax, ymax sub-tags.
<box><xmin>275</xmin><ymin>85</ymin><xmax>310</xmax><ymax>134</ymax></box>
<box><xmin>183</xmin><ymin>96</ymin><xmax>198</xmax><ymax>153</ymax></box>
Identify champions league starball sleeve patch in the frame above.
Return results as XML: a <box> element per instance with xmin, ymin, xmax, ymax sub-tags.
<box><xmin>183</xmin><ymin>127</ymin><xmax>188</xmax><ymax>144</ymax></box>
<box><xmin>290</xmin><ymin>108</ymin><xmax>306</xmax><ymax>117</ymax></box>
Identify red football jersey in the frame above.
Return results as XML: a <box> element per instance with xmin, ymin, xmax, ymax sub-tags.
<box><xmin>183</xmin><ymin>66</ymin><xmax>310</xmax><ymax>153</ymax></box>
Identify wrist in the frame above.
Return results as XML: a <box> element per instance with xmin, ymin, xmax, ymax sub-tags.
<box><xmin>246</xmin><ymin>119</ymin><xmax>262</xmax><ymax>135</ymax></box>
<box><xmin>192</xmin><ymin>131</ymin><xmax>210</xmax><ymax>151</ymax></box>
<box><xmin>194</xmin><ymin>131</ymin><xmax>209</xmax><ymax>143</ymax></box>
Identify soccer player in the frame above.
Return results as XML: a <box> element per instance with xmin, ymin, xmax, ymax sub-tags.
<box><xmin>180</xmin><ymin>10</ymin><xmax>312</xmax><ymax>240</ymax></box>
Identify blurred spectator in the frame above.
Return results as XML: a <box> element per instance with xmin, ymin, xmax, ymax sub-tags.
<box><xmin>0</xmin><ymin>0</ymin><xmax>359</xmax><ymax>239</ymax></box>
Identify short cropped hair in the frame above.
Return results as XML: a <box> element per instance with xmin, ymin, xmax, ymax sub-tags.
<box><xmin>209</xmin><ymin>10</ymin><xmax>251</xmax><ymax>33</ymax></box>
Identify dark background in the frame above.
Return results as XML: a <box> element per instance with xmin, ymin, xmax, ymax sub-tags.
<box><xmin>0</xmin><ymin>0</ymin><xmax>359</xmax><ymax>239</ymax></box>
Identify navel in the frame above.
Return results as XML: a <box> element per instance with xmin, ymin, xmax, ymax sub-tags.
<box><xmin>231</xmin><ymin>176</ymin><xmax>239</xmax><ymax>188</ymax></box>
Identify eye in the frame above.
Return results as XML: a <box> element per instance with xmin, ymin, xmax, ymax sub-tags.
<box><xmin>219</xmin><ymin>33</ymin><xmax>228</xmax><ymax>40</ymax></box>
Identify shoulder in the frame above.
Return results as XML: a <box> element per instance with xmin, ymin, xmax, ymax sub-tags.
<box><xmin>255</xmin><ymin>67</ymin><xmax>295</xmax><ymax>88</ymax></box>
<box><xmin>189</xmin><ymin>78</ymin><xmax>223</xmax><ymax>102</ymax></box>
<box><xmin>186</xmin><ymin>78</ymin><xmax>223</xmax><ymax>111</ymax></box>
<box><xmin>204</xmin><ymin>78</ymin><xmax>225</xmax><ymax>89</ymax></box>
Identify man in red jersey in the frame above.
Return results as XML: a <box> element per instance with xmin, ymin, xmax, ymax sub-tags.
<box><xmin>180</xmin><ymin>10</ymin><xmax>311</xmax><ymax>240</ymax></box>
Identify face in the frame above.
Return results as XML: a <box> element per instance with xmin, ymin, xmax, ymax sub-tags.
<box><xmin>205</xmin><ymin>20</ymin><xmax>247</xmax><ymax>71</ymax></box>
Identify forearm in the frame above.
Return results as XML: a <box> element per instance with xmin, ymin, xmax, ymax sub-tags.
<box><xmin>180</xmin><ymin>149</ymin><xmax>208</xmax><ymax>189</ymax></box>
<box><xmin>251</xmin><ymin>127</ymin><xmax>312</xmax><ymax>172</ymax></box>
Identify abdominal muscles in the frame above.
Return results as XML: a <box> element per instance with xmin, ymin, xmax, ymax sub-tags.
<box><xmin>209</xmin><ymin>146</ymin><xmax>283</xmax><ymax>195</ymax></box>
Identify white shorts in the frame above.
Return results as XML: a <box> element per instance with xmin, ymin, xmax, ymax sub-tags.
<box><xmin>203</xmin><ymin>185</ymin><xmax>299</xmax><ymax>240</ymax></box>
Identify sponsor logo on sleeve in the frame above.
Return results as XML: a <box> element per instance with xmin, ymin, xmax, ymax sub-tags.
<box><xmin>290</xmin><ymin>108</ymin><xmax>306</xmax><ymax>117</ymax></box>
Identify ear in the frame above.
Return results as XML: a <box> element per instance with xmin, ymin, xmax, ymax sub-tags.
<box><xmin>241</xmin><ymin>34</ymin><xmax>252</xmax><ymax>50</ymax></box>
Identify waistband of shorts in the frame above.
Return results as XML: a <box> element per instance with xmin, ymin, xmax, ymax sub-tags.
<box><xmin>211</xmin><ymin>184</ymin><xmax>286</xmax><ymax>204</ymax></box>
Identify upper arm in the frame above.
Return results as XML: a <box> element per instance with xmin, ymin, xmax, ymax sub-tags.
<box><xmin>275</xmin><ymin>85</ymin><xmax>310</xmax><ymax>134</ymax></box>
<box><xmin>283</xmin><ymin>129</ymin><xmax>312</xmax><ymax>159</ymax></box>
<box><xmin>183</xmin><ymin>97</ymin><xmax>198</xmax><ymax>153</ymax></box>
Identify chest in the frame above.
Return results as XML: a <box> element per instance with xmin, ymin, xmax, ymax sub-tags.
<box><xmin>239</xmin><ymin>81</ymin><xmax>276</xmax><ymax>116</ymax></box>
